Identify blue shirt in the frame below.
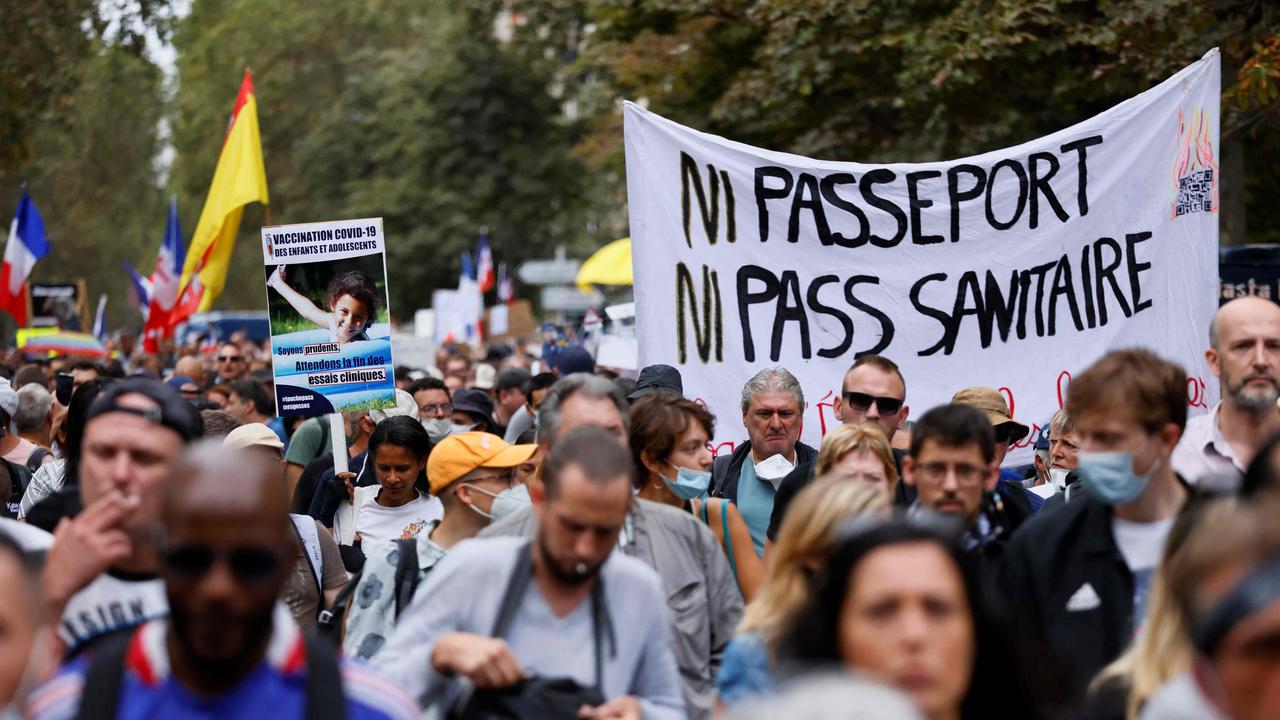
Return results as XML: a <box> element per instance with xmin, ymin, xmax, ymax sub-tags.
<box><xmin>716</xmin><ymin>632</ymin><xmax>774</xmax><ymax>705</ymax></box>
<box><xmin>26</xmin><ymin>610</ymin><xmax>419</xmax><ymax>720</ymax></box>
<box><xmin>268</xmin><ymin>417</ymin><xmax>289</xmax><ymax>448</ymax></box>
<box><xmin>734</xmin><ymin>460</ymin><xmax>774</xmax><ymax>556</ymax></box>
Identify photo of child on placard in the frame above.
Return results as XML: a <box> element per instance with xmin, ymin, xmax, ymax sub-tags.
<box><xmin>267</xmin><ymin>265</ymin><xmax>379</xmax><ymax>344</ymax></box>
<box><xmin>263</xmin><ymin>246</ymin><xmax>395</xmax><ymax>416</ymax></box>
<box><xmin>264</xmin><ymin>253</ymin><xmax>390</xmax><ymax>342</ymax></box>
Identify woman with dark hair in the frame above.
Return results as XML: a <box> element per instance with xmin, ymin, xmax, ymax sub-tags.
<box><xmin>266</xmin><ymin>266</ymin><xmax>380</xmax><ymax>344</ymax></box>
<box><xmin>333</xmin><ymin>416</ymin><xmax>441</xmax><ymax>562</ymax></box>
<box><xmin>18</xmin><ymin>379</ymin><xmax>107</xmax><ymax>527</ymax></box>
<box><xmin>781</xmin><ymin>517</ymin><xmax>1039</xmax><ymax>720</ymax></box>
<box><xmin>630</xmin><ymin>392</ymin><xmax>763</xmax><ymax>600</ymax></box>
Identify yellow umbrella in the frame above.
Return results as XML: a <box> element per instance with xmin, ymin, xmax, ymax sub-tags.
<box><xmin>575</xmin><ymin>238</ymin><xmax>633</xmax><ymax>292</ymax></box>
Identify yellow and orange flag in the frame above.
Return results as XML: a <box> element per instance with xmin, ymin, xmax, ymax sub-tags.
<box><xmin>173</xmin><ymin>69</ymin><xmax>269</xmax><ymax>320</ymax></box>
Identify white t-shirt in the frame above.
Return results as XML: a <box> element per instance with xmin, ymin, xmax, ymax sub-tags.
<box><xmin>59</xmin><ymin>572</ymin><xmax>168</xmax><ymax>651</ymax></box>
<box><xmin>1112</xmin><ymin>516</ymin><xmax>1173</xmax><ymax>572</ymax></box>
<box><xmin>1112</xmin><ymin>515</ymin><xmax>1174</xmax><ymax>632</ymax></box>
<box><xmin>353</xmin><ymin>488</ymin><xmax>442</xmax><ymax>549</ymax></box>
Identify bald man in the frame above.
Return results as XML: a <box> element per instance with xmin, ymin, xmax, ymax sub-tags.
<box><xmin>1174</xmin><ymin>296</ymin><xmax>1280</xmax><ymax>490</ymax></box>
<box><xmin>27</xmin><ymin>442</ymin><xmax>418</xmax><ymax>720</ymax></box>
<box><xmin>173</xmin><ymin>355</ymin><xmax>208</xmax><ymax>390</ymax></box>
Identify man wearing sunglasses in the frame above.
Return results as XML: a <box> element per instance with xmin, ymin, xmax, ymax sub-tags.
<box><xmin>28</xmin><ymin>442</ymin><xmax>419</xmax><ymax>720</ymax></box>
<box><xmin>213</xmin><ymin>341</ymin><xmax>248</xmax><ymax>384</ymax></box>
<box><xmin>766</xmin><ymin>356</ymin><xmax>908</xmax><ymax>553</ymax></box>
<box><xmin>344</xmin><ymin>432</ymin><xmax>536</xmax><ymax>662</ymax></box>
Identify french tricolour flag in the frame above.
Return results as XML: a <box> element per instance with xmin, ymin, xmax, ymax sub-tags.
<box><xmin>142</xmin><ymin>198</ymin><xmax>186</xmax><ymax>352</ymax></box>
<box><xmin>1</xmin><ymin>190</ymin><xmax>51</xmax><ymax>327</ymax></box>
<box><xmin>476</xmin><ymin>233</ymin><xmax>495</xmax><ymax>293</ymax></box>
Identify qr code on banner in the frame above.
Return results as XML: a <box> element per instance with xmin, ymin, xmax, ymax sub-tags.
<box><xmin>1175</xmin><ymin>169</ymin><xmax>1214</xmax><ymax>216</ymax></box>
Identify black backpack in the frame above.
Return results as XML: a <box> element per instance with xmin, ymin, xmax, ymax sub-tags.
<box><xmin>77</xmin><ymin>629</ymin><xmax>346</xmax><ymax>720</ymax></box>
<box><xmin>316</xmin><ymin>536</ymin><xmax>422</xmax><ymax>646</ymax></box>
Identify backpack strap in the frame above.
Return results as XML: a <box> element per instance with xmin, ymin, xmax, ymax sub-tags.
<box><xmin>304</xmin><ymin>633</ymin><xmax>347</xmax><ymax>720</ymax></box>
<box><xmin>316</xmin><ymin>571</ymin><xmax>362</xmax><ymax>645</ymax></box>
<box><xmin>291</xmin><ymin>514</ymin><xmax>324</xmax><ymax>597</ymax></box>
<box><xmin>76</xmin><ymin>631</ymin><xmax>133</xmax><ymax>720</ymax></box>
<box><xmin>488</xmin><ymin>541</ymin><xmax>535</xmax><ymax>639</ymax></box>
<box><xmin>392</xmin><ymin>536</ymin><xmax>421</xmax><ymax>620</ymax></box>
<box><xmin>487</xmin><ymin>542</ymin><xmax>612</xmax><ymax>690</ymax></box>
<box><xmin>23</xmin><ymin>447</ymin><xmax>47</xmax><ymax>479</ymax></box>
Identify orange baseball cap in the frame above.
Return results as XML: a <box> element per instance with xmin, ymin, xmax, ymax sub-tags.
<box><xmin>427</xmin><ymin>431</ymin><xmax>536</xmax><ymax>494</ymax></box>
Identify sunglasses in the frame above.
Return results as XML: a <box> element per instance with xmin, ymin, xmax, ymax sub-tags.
<box><xmin>842</xmin><ymin>391</ymin><xmax>903</xmax><ymax>415</ymax></box>
<box><xmin>217</xmin><ymin>355</ymin><xmax>243</xmax><ymax>363</ymax></box>
<box><xmin>163</xmin><ymin>543</ymin><xmax>281</xmax><ymax>583</ymax></box>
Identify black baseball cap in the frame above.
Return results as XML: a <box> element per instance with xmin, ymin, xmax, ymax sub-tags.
<box><xmin>86</xmin><ymin>377</ymin><xmax>202</xmax><ymax>442</ymax></box>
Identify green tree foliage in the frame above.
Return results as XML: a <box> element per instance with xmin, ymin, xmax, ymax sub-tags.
<box><xmin>171</xmin><ymin>0</ymin><xmax>595</xmax><ymax>316</ymax></box>
<box><xmin>1</xmin><ymin>43</ymin><xmax>166</xmax><ymax>332</ymax></box>
<box><xmin>514</xmin><ymin>0</ymin><xmax>1280</xmax><ymax>244</ymax></box>
<box><xmin>0</xmin><ymin>2</ymin><xmax>174</xmax><ymax>332</ymax></box>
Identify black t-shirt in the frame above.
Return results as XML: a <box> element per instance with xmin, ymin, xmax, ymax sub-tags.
<box><xmin>767</xmin><ymin>448</ymin><xmax>908</xmax><ymax>541</ymax></box>
<box><xmin>292</xmin><ymin>452</ymin><xmax>335</xmax><ymax>515</ymax></box>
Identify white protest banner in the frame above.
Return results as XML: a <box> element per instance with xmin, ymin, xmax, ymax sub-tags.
<box><xmin>626</xmin><ymin>49</ymin><xmax>1220</xmax><ymax>463</ymax></box>
<box><xmin>262</xmin><ymin>217</ymin><xmax>396</xmax><ymax>416</ymax></box>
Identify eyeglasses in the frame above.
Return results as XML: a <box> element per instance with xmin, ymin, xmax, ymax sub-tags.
<box><xmin>162</xmin><ymin>543</ymin><xmax>281</xmax><ymax>583</ymax></box>
<box><xmin>420</xmin><ymin>403</ymin><xmax>453</xmax><ymax>416</ymax></box>
<box><xmin>217</xmin><ymin>355</ymin><xmax>243</xmax><ymax>363</ymax></box>
<box><xmin>467</xmin><ymin>472</ymin><xmax>514</xmax><ymax>487</ymax></box>
<box><xmin>842</xmin><ymin>391</ymin><xmax>904</xmax><ymax>415</ymax></box>
<box><xmin>914</xmin><ymin>462</ymin><xmax>990</xmax><ymax>487</ymax></box>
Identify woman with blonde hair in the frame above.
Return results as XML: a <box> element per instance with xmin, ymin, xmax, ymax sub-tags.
<box><xmin>716</xmin><ymin>475</ymin><xmax>890</xmax><ymax>706</ymax></box>
<box><xmin>813</xmin><ymin>423</ymin><xmax>900</xmax><ymax>498</ymax></box>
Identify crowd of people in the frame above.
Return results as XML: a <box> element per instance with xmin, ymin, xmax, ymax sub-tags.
<box><xmin>0</xmin><ymin>294</ymin><xmax>1278</xmax><ymax>719</ymax></box>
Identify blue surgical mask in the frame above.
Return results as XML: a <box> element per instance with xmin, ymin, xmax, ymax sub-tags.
<box><xmin>491</xmin><ymin>484</ymin><xmax>532</xmax><ymax>520</ymax></box>
<box><xmin>1076</xmin><ymin>440</ymin><xmax>1160</xmax><ymax>505</ymax></box>
<box><xmin>662</xmin><ymin>461</ymin><xmax>711</xmax><ymax>501</ymax></box>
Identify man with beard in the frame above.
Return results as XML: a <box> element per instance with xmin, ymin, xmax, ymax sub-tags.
<box><xmin>901</xmin><ymin>404</ymin><xmax>1016</xmax><ymax>566</ymax></box>
<box><xmin>374</xmin><ymin>427</ymin><xmax>684</xmax><ymax>720</ymax></box>
<box><xmin>1173</xmin><ymin>296</ymin><xmax>1280</xmax><ymax>491</ymax></box>
<box><xmin>26</xmin><ymin>442</ymin><xmax>418</xmax><ymax>720</ymax></box>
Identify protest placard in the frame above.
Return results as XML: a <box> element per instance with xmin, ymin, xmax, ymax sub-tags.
<box><xmin>626</xmin><ymin>49</ymin><xmax>1221</xmax><ymax>463</ymax></box>
<box><xmin>262</xmin><ymin>217</ymin><xmax>395</xmax><ymax>416</ymax></box>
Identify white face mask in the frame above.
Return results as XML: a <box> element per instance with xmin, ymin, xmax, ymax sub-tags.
<box><xmin>755</xmin><ymin>453</ymin><xmax>794</xmax><ymax>489</ymax></box>
<box><xmin>1049</xmin><ymin>467</ymin><xmax>1071</xmax><ymax>491</ymax></box>
<box><xmin>422</xmin><ymin>418</ymin><xmax>452</xmax><ymax>443</ymax></box>
<box><xmin>451</xmin><ymin>422</ymin><xmax>477</xmax><ymax>435</ymax></box>
<box><xmin>461</xmin><ymin>482</ymin><xmax>498</xmax><ymax>520</ymax></box>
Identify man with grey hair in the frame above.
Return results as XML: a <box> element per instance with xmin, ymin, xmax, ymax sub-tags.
<box><xmin>536</xmin><ymin>373</ymin><xmax>629</xmax><ymax>451</ymax></box>
<box><xmin>1172</xmin><ymin>295</ymin><xmax>1280</xmax><ymax>490</ymax></box>
<box><xmin>14</xmin><ymin>383</ymin><xmax>53</xmax><ymax>464</ymax></box>
<box><xmin>709</xmin><ymin>367</ymin><xmax>816</xmax><ymax>555</ymax></box>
